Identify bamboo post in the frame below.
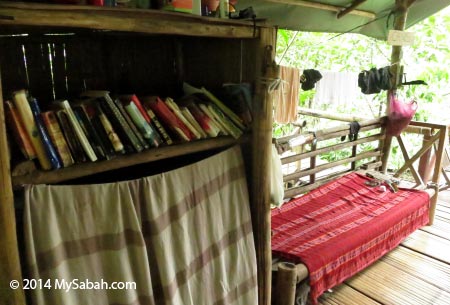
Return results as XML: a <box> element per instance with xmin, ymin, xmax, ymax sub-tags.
<box><xmin>429</xmin><ymin>126</ymin><xmax>448</xmax><ymax>224</ymax></box>
<box><xmin>275</xmin><ymin>262</ymin><xmax>297</xmax><ymax>305</ymax></box>
<box><xmin>381</xmin><ymin>0</ymin><xmax>411</xmax><ymax>173</ymax></box>
<box><xmin>0</xmin><ymin>70</ymin><xmax>26</xmax><ymax>304</ymax></box>
<box><xmin>418</xmin><ymin>133</ymin><xmax>433</xmax><ymax>182</ymax></box>
<box><xmin>252</xmin><ymin>26</ymin><xmax>277</xmax><ymax>305</ymax></box>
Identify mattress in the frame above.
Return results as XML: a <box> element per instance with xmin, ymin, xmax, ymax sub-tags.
<box><xmin>271</xmin><ymin>172</ymin><xmax>430</xmax><ymax>304</ymax></box>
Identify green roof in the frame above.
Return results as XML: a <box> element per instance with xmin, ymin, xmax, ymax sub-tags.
<box><xmin>235</xmin><ymin>0</ymin><xmax>450</xmax><ymax>39</ymax></box>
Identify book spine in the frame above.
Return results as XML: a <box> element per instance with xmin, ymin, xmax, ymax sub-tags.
<box><xmin>146</xmin><ymin>97</ymin><xmax>191</xmax><ymax>142</ymax></box>
<box><xmin>199</xmin><ymin>103</ymin><xmax>228</xmax><ymax>136</ymax></box>
<box><xmin>41</xmin><ymin>111</ymin><xmax>74</xmax><ymax>167</ymax></box>
<box><xmin>28</xmin><ymin>98</ymin><xmax>63</xmax><ymax>170</ymax></box>
<box><xmin>124</xmin><ymin>102</ymin><xmax>161</xmax><ymax>147</ymax></box>
<box><xmin>145</xmin><ymin>108</ymin><xmax>173</xmax><ymax>145</ymax></box>
<box><xmin>165</xmin><ymin>98</ymin><xmax>201</xmax><ymax>140</ymax></box>
<box><xmin>59</xmin><ymin>100</ymin><xmax>98</xmax><ymax>162</ymax></box>
<box><xmin>201</xmin><ymin>87</ymin><xmax>246</xmax><ymax>130</ymax></box>
<box><xmin>101</xmin><ymin>95</ymin><xmax>144</xmax><ymax>153</ymax></box>
<box><xmin>73</xmin><ymin>106</ymin><xmax>106</xmax><ymax>160</ymax></box>
<box><xmin>208</xmin><ymin>103</ymin><xmax>243</xmax><ymax>139</ymax></box>
<box><xmin>130</xmin><ymin>95</ymin><xmax>152</xmax><ymax>123</ymax></box>
<box><xmin>56</xmin><ymin>110</ymin><xmax>87</xmax><ymax>163</ymax></box>
<box><xmin>113</xmin><ymin>98</ymin><xmax>149</xmax><ymax>149</ymax></box>
<box><xmin>97</xmin><ymin>108</ymin><xmax>125</xmax><ymax>154</ymax></box>
<box><xmin>180</xmin><ymin>106</ymin><xmax>208</xmax><ymax>138</ymax></box>
<box><xmin>12</xmin><ymin>91</ymin><xmax>52</xmax><ymax>170</ymax></box>
<box><xmin>81</xmin><ymin>104</ymin><xmax>116</xmax><ymax>159</ymax></box>
<box><xmin>4</xmin><ymin>100</ymin><xmax>37</xmax><ymax>159</ymax></box>
<box><xmin>186</xmin><ymin>103</ymin><xmax>220</xmax><ymax>137</ymax></box>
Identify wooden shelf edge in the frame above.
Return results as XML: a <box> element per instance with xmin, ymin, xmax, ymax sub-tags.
<box><xmin>0</xmin><ymin>1</ymin><xmax>262</xmax><ymax>38</ymax></box>
<box><xmin>12</xmin><ymin>135</ymin><xmax>247</xmax><ymax>187</ymax></box>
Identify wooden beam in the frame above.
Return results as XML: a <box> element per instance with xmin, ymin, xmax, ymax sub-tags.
<box><xmin>394</xmin><ymin>132</ymin><xmax>440</xmax><ymax>178</ymax></box>
<box><xmin>275</xmin><ymin>262</ymin><xmax>297</xmax><ymax>305</ymax></box>
<box><xmin>266</xmin><ymin>0</ymin><xmax>375</xmax><ymax>19</ymax></box>
<box><xmin>252</xmin><ymin>27</ymin><xmax>277</xmax><ymax>305</ymax></box>
<box><xmin>396</xmin><ymin>135</ymin><xmax>424</xmax><ymax>186</ymax></box>
<box><xmin>298</xmin><ymin>107</ymin><xmax>367</xmax><ymax>122</ymax></box>
<box><xmin>429</xmin><ymin>126</ymin><xmax>448</xmax><ymax>224</ymax></box>
<box><xmin>337</xmin><ymin>0</ymin><xmax>367</xmax><ymax>19</ymax></box>
<box><xmin>0</xmin><ymin>2</ymin><xmax>260</xmax><ymax>39</ymax></box>
<box><xmin>0</xmin><ymin>66</ymin><xmax>26</xmax><ymax>305</ymax></box>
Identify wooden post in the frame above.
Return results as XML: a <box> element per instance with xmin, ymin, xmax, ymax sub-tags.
<box><xmin>275</xmin><ymin>262</ymin><xmax>297</xmax><ymax>305</ymax></box>
<box><xmin>0</xmin><ymin>70</ymin><xmax>26</xmax><ymax>304</ymax></box>
<box><xmin>429</xmin><ymin>126</ymin><xmax>448</xmax><ymax>224</ymax></box>
<box><xmin>381</xmin><ymin>0</ymin><xmax>412</xmax><ymax>173</ymax></box>
<box><xmin>252</xmin><ymin>26</ymin><xmax>277</xmax><ymax>305</ymax></box>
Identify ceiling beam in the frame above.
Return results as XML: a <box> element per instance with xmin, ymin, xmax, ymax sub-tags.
<box><xmin>265</xmin><ymin>0</ymin><xmax>376</xmax><ymax>19</ymax></box>
<box><xmin>337</xmin><ymin>0</ymin><xmax>367</xmax><ymax>19</ymax></box>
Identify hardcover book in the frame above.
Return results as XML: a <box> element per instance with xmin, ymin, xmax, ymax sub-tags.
<box><xmin>54</xmin><ymin>99</ymin><xmax>98</xmax><ymax>162</ymax></box>
<box><xmin>81</xmin><ymin>91</ymin><xmax>143</xmax><ymax>153</ymax></box>
<box><xmin>140</xmin><ymin>102</ymin><xmax>173</xmax><ymax>145</ymax></box>
<box><xmin>4</xmin><ymin>100</ymin><xmax>37</xmax><ymax>160</ymax></box>
<box><xmin>177</xmin><ymin>96</ymin><xmax>220</xmax><ymax>137</ymax></box>
<box><xmin>165</xmin><ymin>97</ymin><xmax>202</xmax><ymax>140</ymax></box>
<box><xmin>80</xmin><ymin>103</ymin><xmax>117</xmax><ymax>158</ymax></box>
<box><xmin>29</xmin><ymin>98</ymin><xmax>63</xmax><ymax>170</ymax></box>
<box><xmin>124</xmin><ymin>102</ymin><xmax>162</xmax><ymax>147</ymax></box>
<box><xmin>41</xmin><ymin>111</ymin><xmax>74</xmax><ymax>167</ymax></box>
<box><xmin>56</xmin><ymin>109</ymin><xmax>88</xmax><ymax>163</ymax></box>
<box><xmin>12</xmin><ymin>90</ymin><xmax>52</xmax><ymax>170</ymax></box>
<box><xmin>113</xmin><ymin>98</ymin><xmax>149</xmax><ymax>149</ymax></box>
<box><xmin>143</xmin><ymin>96</ymin><xmax>193</xmax><ymax>142</ymax></box>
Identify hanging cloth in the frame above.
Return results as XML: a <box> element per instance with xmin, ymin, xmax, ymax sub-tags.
<box><xmin>274</xmin><ymin>65</ymin><xmax>300</xmax><ymax>124</ymax></box>
<box><xmin>24</xmin><ymin>146</ymin><xmax>258</xmax><ymax>305</ymax></box>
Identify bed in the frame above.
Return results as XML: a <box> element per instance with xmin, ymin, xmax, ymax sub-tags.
<box><xmin>272</xmin><ymin>171</ymin><xmax>431</xmax><ymax>304</ymax></box>
<box><xmin>271</xmin><ymin>117</ymin><xmax>447</xmax><ymax>305</ymax></box>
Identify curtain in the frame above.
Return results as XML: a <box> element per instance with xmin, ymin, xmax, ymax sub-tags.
<box><xmin>24</xmin><ymin>146</ymin><xmax>258</xmax><ymax>305</ymax></box>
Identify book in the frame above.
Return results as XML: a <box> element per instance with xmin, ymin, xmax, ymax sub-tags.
<box><xmin>124</xmin><ymin>102</ymin><xmax>162</xmax><ymax>147</ymax></box>
<box><xmin>12</xmin><ymin>90</ymin><xmax>52</xmax><ymax>170</ymax></box>
<box><xmin>183</xmin><ymin>82</ymin><xmax>246</xmax><ymax>130</ymax></box>
<box><xmin>73</xmin><ymin>105</ymin><xmax>108</xmax><ymax>160</ymax></box>
<box><xmin>113</xmin><ymin>98</ymin><xmax>149</xmax><ymax>150</ymax></box>
<box><xmin>164</xmin><ymin>97</ymin><xmax>202</xmax><ymax>140</ymax></box>
<box><xmin>207</xmin><ymin>103</ymin><xmax>243</xmax><ymax>139</ymax></box>
<box><xmin>96</xmin><ymin>105</ymin><xmax>125</xmax><ymax>154</ymax></box>
<box><xmin>180</xmin><ymin>106</ymin><xmax>207</xmax><ymax>138</ymax></box>
<box><xmin>54</xmin><ymin>99</ymin><xmax>98</xmax><ymax>162</ymax></box>
<box><xmin>199</xmin><ymin>103</ymin><xmax>228</xmax><ymax>136</ymax></box>
<box><xmin>4</xmin><ymin>100</ymin><xmax>37</xmax><ymax>160</ymax></box>
<box><xmin>144</xmin><ymin>107</ymin><xmax>173</xmax><ymax>145</ymax></box>
<box><xmin>177</xmin><ymin>96</ymin><xmax>220</xmax><ymax>137</ymax></box>
<box><xmin>28</xmin><ymin>98</ymin><xmax>63</xmax><ymax>170</ymax></box>
<box><xmin>41</xmin><ymin>111</ymin><xmax>74</xmax><ymax>167</ymax></box>
<box><xmin>81</xmin><ymin>91</ymin><xmax>144</xmax><ymax>153</ymax></box>
<box><xmin>56</xmin><ymin>109</ymin><xmax>88</xmax><ymax>163</ymax></box>
<box><xmin>143</xmin><ymin>96</ymin><xmax>193</xmax><ymax>142</ymax></box>
<box><xmin>81</xmin><ymin>103</ymin><xmax>117</xmax><ymax>158</ymax></box>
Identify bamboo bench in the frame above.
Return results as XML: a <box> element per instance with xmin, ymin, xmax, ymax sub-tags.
<box><xmin>271</xmin><ymin>117</ymin><xmax>448</xmax><ymax>305</ymax></box>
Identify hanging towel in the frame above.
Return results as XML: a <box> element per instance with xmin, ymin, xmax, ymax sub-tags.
<box><xmin>313</xmin><ymin>71</ymin><xmax>359</xmax><ymax>110</ymax></box>
<box><xmin>274</xmin><ymin>65</ymin><xmax>300</xmax><ymax>124</ymax></box>
<box><xmin>24</xmin><ymin>146</ymin><xmax>258</xmax><ymax>305</ymax></box>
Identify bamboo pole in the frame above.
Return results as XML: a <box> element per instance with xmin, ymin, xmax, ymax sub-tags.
<box><xmin>0</xmin><ymin>68</ymin><xmax>26</xmax><ymax>304</ymax></box>
<box><xmin>252</xmin><ymin>27</ymin><xmax>277</xmax><ymax>305</ymax></box>
<box><xmin>428</xmin><ymin>125</ymin><xmax>448</xmax><ymax>224</ymax></box>
<box><xmin>382</xmin><ymin>0</ymin><xmax>411</xmax><ymax>173</ymax></box>
<box><xmin>275</xmin><ymin>262</ymin><xmax>297</xmax><ymax>305</ymax></box>
<box><xmin>337</xmin><ymin>0</ymin><xmax>367</xmax><ymax>19</ymax></box>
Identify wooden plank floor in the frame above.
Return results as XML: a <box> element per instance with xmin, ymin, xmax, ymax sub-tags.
<box><xmin>317</xmin><ymin>190</ymin><xmax>450</xmax><ymax>305</ymax></box>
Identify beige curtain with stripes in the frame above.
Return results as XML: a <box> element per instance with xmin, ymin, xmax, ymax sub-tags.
<box><xmin>24</xmin><ymin>146</ymin><xmax>258</xmax><ymax>305</ymax></box>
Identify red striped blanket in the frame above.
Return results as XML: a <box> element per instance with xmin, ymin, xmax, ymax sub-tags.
<box><xmin>271</xmin><ymin>172</ymin><xmax>430</xmax><ymax>304</ymax></box>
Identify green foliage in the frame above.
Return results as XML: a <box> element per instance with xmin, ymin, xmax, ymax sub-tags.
<box><xmin>273</xmin><ymin>6</ymin><xmax>450</xmax><ymax>170</ymax></box>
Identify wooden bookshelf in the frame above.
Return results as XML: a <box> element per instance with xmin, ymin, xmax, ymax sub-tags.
<box><xmin>0</xmin><ymin>1</ymin><xmax>262</xmax><ymax>38</ymax></box>
<box><xmin>11</xmin><ymin>135</ymin><xmax>246</xmax><ymax>187</ymax></box>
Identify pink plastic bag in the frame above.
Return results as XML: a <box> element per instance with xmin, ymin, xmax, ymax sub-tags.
<box><xmin>386</xmin><ymin>93</ymin><xmax>417</xmax><ymax>136</ymax></box>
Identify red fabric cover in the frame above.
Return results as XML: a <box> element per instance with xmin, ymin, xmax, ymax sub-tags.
<box><xmin>271</xmin><ymin>172</ymin><xmax>430</xmax><ymax>304</ymax></box>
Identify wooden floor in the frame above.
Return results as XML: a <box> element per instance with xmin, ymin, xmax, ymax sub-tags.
<box><xmin>318</xmin><ymin>190</ymin><xmax>450</xmax><ymax>305</ymax></box>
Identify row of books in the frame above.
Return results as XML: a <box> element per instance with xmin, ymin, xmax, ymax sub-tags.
<box><xmin>5</xmin><ymin>84</ymin><xmax>250</xmax><ymax>171</ymax></box>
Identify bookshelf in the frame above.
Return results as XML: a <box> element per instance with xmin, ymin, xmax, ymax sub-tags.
<box><xmin>0</xmin><ymin>2</ymin><xmax>276</xmax><ymax>305</ymax></box>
